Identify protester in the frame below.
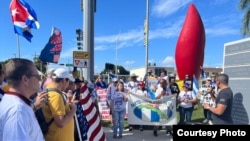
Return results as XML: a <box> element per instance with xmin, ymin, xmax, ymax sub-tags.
<box><xmin>106</xmin><ymin>77</ymin><xmax>118</xmax><ymax>129</ymax></box>
<box><xmin>178</xmin><ymin>83</ymin><xmax>196</xmax><ymax>125</ymax></box>
<box><xmin>95</xmin><ymin>75</ymin><xmax>107</xmax><ymax>89</ymax></box>
<box><xmin>0</xmin><ymin>58</ymin><xmax>47</xmax><ymax>141</ymax></box>
<box><xmin>111</xmin><ymin>81</ymin><xmax>128</xmax><ymax>139</ymax></box>
<box><xmin>203</xmin><ymin>73</ymin><xmax>233</xmax><ymax>125</ymax></box>
<box><xmin>153</xmin><ymin>79</ymin><xmax>172</xmax><ymax>137</ymax></box>
<box><xmin>201</xmin><ymin>85</ymin><xmax>216</xmax><ymax>125</ymax></box>
<box><xmin>42</xmin><ymin>67</ymin><xmax>77</xmax><ymax>141</ymax></box>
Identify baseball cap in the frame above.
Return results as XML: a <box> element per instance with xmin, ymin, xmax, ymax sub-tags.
<box><xmin>138</xmin><ymin>81</ymin><xmax>145</xmax><ymax>87</ymax></box>
<box><xmin>52</xmin><ymin>68</ymin><xmax>75</xmax><ymax>82</ymax></box>
<box><xmin>183</xmin><ymin>83</ymin><xmax>190</xmax><ymax>88</ymax></box>
<box><xmin>112</xmin><ymin>77</ymin><xmax>118</xmax><ymax>82</ymax></box>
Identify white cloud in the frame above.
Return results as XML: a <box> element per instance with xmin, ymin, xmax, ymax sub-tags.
<box><xmin>161</xmin><ymin>56</ymin><xmax>175</xmax><ymax>67</ymax></box>
<box><xmin>152</xmin><ymin>0</ymin><xmax>193</xmax><ymax>18</ymax></box>
<box><xmin>95</xmin><ymin>45</ymin><xmax>108</xmax><ymax>51</ymax></box>
<box><xmin>124</xmin><ymin>60</ymin><xmax>135</xmax><ymax>66</ymax></box>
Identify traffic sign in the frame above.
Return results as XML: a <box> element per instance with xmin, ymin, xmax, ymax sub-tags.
<box><xmin>66</xmin><ymin>64</ymin><xmax>73</xmax><ymax>67</ymax></box>
<box><xmin>73</xmin><ymin>51</ymin><xmax>89</xmax><ymax>59</ymax></box>
<box><xmin>73</xmin><ymin>59</ymin><xmax>89</xmax><ymax>68</ymax></box>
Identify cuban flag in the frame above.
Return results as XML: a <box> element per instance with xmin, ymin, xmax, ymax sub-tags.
<box><xmin>10</xmin><ymin>0</ymin><xmax>40</xmax><ymax>42</ymax></box>
<box><xmin>109</xmin><ymin>73</ymin><xmax>117</xmax><ymax>79</ymax></box>
<box><xmin>39</xmin><ymin>27</ymin><xmax>62</xmax><ymax>63</ymax></box>
<box><xmin>192</xmin><ymin>74</ymin><xmax>199</xmax><ymax>96</ymax></box>
<box><xmin>75</xmin><ymin>85</ymin><xmax>106</xmax><ymax>141</ymax></box>
<box><xmin>200</xmin><ymin>66</ymin><xmax>206</xmax><ymax>80</ymax></box>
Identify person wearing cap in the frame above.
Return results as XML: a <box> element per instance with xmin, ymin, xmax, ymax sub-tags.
<box><xmin>127</xmin><ymin>73</ymin><xmax>139</xmax><ymax>93</ymax></box>
<box><xmin>134</xmin><ymin>81</ymin><xmax>148</xmax><ymax>131</ymax></box>
<box><xmin>177</xmin><ymin>83</ymin><xmax>196</xmax><ymax>125</ymax></box>
<box><xmin>42</xmin><ymin>68</ymin><xmax>77</xmax><ymax>141</ymax></box>
<box><xmin>183</xmin><ymin>74</ymin><xmax>193</xmax><ymax>91</ymax></box>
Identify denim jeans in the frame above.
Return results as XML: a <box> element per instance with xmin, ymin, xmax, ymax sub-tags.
<box><xmin>113</xmin><ymin>109</ymin><xmax>126</xmax><ymax>136</ymax></box>
<box><xmin>179</xmin><ymin>106</ymin><xmax>193</xmax><ymax>124</ymax></box>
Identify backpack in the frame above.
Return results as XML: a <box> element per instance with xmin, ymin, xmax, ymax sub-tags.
<box><xmin>35</xmin><ymin>88</ymin><xmax>66</xmax><ymax>135</ymax></box>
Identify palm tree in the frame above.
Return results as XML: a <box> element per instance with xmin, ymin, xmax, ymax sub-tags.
<box><xmin>239</xmin><ymin>0</ymin><xmax>250</xmax><ymax>36</ymax></box>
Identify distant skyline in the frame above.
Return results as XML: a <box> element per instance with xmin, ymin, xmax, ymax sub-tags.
<box><xmin>0</xmin><ymin>0</ymin><xmax>246</xmax><ymax>73</ymax></box>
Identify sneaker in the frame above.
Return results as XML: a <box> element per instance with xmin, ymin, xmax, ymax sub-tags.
<box><xmin>113</xmin><ymin>135</ymin><xmax>117</xmax><ymax>139</ymax></box>
<box><xmin>139</xmin><ymin>127</ymin><xmax>143</xmax><ymax>131</ymax></box>
<box><xmin>129</xmin><ymin>126</ymin><xmax>133</xmax><ymax>131</ymax></box>
<box><xmin>153</xmin><ymin>130</ymin><xmax>158</xmax><ymax>137</ymax></box>
<box><xmin>202</xmin><ymin>119</ymin><xmax>208</xmax><ymax>124</ymax></box>
<box><xmin>118</xmin><ymin>135</ymin><xmax>122</xmax><ymax>139</ymax></box>
<box><xmin>208</xmin><ymin>120</ymin><xmax>213</xmax><ymax>125</ymax></box>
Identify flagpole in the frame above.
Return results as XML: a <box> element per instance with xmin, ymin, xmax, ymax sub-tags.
<box><xmin>115</xmin><ymin>30</ymin><xmax>121</xmax><ymax>75</ymax></box>
<box><xmin>145</xmin><ymin>0</ymin><xmax>149</xmax><ymax>87</ymax></box>
<box><xmin>16</xmin><ymin>34</ymin><xmax>21</xmax><ymax>58</ymax></box>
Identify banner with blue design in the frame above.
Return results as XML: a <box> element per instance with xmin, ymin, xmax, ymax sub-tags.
<box><xmin>128</xmin><ymin>94</ymin><xmax>177</xmax><ymax>125</ymax></box>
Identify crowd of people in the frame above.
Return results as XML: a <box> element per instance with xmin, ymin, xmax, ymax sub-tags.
<box><xmin>0</xmin><ymin>58</ymin><xmax>234</xmax><ymax>141</ymax></box>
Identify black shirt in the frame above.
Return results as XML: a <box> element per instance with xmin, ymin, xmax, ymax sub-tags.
<box><xmin>169</xmin><ymin>83</ymin><xmax>180</xmax><ymax>94</ymax></box>
<box><xmin>212</xmin><ymin>87</ymin><xmax>233</xmax><ymax>124</ymax></box>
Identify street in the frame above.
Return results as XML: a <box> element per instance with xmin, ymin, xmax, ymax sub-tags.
<box><xmin>103</xmin><ymin>127</ymin><xmax>173</xmax><ymax>141</ymax></box>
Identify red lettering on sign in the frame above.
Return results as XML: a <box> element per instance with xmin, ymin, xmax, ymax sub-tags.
<box><xmin>75</xmin><ymin>60</ymin><xmax>80</xmax><ymax>65</ymax></box>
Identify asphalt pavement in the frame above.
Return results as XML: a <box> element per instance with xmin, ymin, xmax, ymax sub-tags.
<box><xmin>103</xmin><ymin>126</ymin><xmax>173</xmax><ymax>141</ymax></box>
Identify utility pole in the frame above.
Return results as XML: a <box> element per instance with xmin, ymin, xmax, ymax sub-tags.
<box><xmin>82</xmin><ymin>0</ymin><xmax>95</xmax><ymax>81</ymax></box>
<box><xmin>145</xmin><ymin>0</ymin><xmax>149</xmax><ymax>87</ymax></box>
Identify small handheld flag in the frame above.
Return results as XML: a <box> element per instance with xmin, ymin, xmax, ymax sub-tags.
<box><xmin>192</xmin><ymin>74</ymin><xmax>199</xmax><ymax>96</ymax></box>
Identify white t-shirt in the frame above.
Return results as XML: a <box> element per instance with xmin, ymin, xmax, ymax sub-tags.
<box><xmin>178</xmin><ymin>91</ymin><xmax>196</xmax><ymax>108</ymax></box>
<box><xmin>0</xmin><ymin>94</ymin><xmax>44</xmax><ymax>141</ymax></box>
<box><xmin>155</xmin><ymin>87</ymin><xmax>172</xmax><ymax>99</ymax></box>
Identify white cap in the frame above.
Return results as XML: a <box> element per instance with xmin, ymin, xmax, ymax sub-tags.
<box><xmin>52</xmin><ymin>68</ymin><xmax>75</xmax><ymax>82</ymax></box>
<box><xmin>112</xmin><ymin>77</ymin><xmax>118</xmax><ymax>82</ymax></box>
<box><xmin>46</xmin><ymin>68</ymin><xmax>56</xmax><ymax>77</ymax></box>
<box><xmin>206</xmin><ymin>77</ymin><xmax>211</xmax><ymax>80</ymax></box>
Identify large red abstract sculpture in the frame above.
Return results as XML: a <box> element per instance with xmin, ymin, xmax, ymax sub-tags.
<box><xmin>175</xmin><ymin>3</ymin><xmax>205</xmax><ymax>80</ymax></box>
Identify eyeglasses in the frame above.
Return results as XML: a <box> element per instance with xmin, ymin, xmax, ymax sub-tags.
<box><xmin>27</xmin><ymin>74</ymin><xmax>41</xmax><ymax>80</ymax></box>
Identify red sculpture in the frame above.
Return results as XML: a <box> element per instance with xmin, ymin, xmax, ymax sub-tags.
<box><xmin>175</xmin><ymin>3</ymin><xmax>205</xmax><ymax>80</ymax></box>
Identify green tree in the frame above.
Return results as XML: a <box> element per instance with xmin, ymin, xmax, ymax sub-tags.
<box><xmin>239</xmin><ymin>0</ymin><xmax>250</xmax><ymax>36</ymax></box>
<box><xmin>100</xmin><ymin>63</ymin><xmax>129</xmax><ymax>75</ymax></box>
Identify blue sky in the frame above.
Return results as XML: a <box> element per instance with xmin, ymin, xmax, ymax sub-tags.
<box><xmin>0</xmin><ymin>0</ymin><xmax>246</xmax><ymax>74</ymax></box>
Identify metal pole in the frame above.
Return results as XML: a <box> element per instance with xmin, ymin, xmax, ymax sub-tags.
<box><xmin>16</xmin><ymin>34</ymin><xmax>20</xmax><ymax>58</ymax></box>
<box><xmin>83</xmin><ymin>0</ymin><xmax>95</xmax><ymax>81</ymax></box>
<box><xmin>115</xmin><ymin>30</ymin><xmax>120</xmax><ymax>75</ymax></box>
<box><xmin>145</xmin><ymin>0</ymin><xmax>149</xmax><ymax>87</ymax></box>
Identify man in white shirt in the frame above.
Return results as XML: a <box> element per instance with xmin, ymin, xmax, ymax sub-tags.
<box><xmin>0</xmin><ymin>58</ymin><xmax>47</xmax><ymax>141</ymax></box>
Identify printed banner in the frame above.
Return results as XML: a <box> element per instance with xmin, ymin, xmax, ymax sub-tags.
<box><xmin>128</xmin><ymin>93</ymin><xmax>177</xmax><ymax>125</ymax></box>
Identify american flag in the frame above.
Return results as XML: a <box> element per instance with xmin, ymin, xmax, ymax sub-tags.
<box><xmin>75</xmin><ymin>85</ymin><xmax>106</xmax><ymax>141</ymax></box>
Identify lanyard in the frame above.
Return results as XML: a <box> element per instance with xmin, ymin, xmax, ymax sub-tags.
<box><xmin>5</xmin><ymin>92</ymin><xmax>31</xmax><ymax>106</ymax></box>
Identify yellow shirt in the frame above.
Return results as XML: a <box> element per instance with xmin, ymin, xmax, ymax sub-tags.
<box><xmin>43</xmin><ymin>83</ymin><xmax>74</xmax><ymax>141</ymax></box>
